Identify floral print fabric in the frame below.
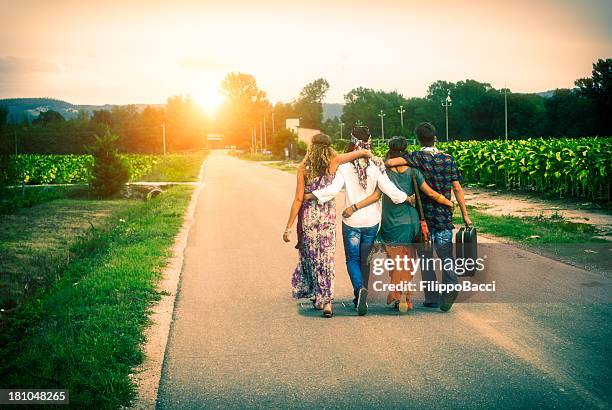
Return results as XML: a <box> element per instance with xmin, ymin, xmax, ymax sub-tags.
<box><xmin>291</xmin><ymin>175</ymin><xmax>336</xmax><ymax>306</ymax></box>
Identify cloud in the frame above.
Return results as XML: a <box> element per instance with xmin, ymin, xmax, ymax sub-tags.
<box><xmin>0</xmin><ymin>56</ymin><xmax>61</xmax><ymax>74</ymax></box>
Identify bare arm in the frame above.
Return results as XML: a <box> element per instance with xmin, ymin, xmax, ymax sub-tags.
<box><xmin>329</xmin><ymin>149</ymin><xmax>371</xmax><ymax>174</ymax></box>
<box><xmin>452</xmin><ymin>180</ymin><xmax>472</xmax><ymax>225</ymax></box>
<box><xmin>342</xmin><ymin>188</ymin><xmax>382</xmax><ymax>218</ymax></box>
<box><xmin>419</xmin><ymin>181</ymin><xmax>454</xmax><ymax>210</ymax></box>
<box><xmin>385</xmin><ymin>157</ymin><xmax>408</xmax><ymax>168</ymax></box>
<box><xmin>311</xmin><ymin>172</ymin><xmax>345</xmax><ymax>203</ymax></box>
<box><xmin>283</xmin><ymin>167</ymin><xmax>306</xmax><ymax>242</ymax></box>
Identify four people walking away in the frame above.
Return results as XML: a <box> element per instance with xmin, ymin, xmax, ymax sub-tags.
<box><xmin>285</xmin><ymin>122</ymin><xmax>473</xmax><ymax>318</ymax></box>
<box><xmin>304</xmin><ymin>126</ymin><xmax>416</xmax><ymax>316</ymax></box>
<box><xmin>283</xmin><ymin>133</ymin><xmax>372</xmax><ymax>318</ymax></box>
<box><xmin>343</xmin><ymin>136</ymin><xmax>454</xmax><ymax>313</ymax></box>
<box><xmin>386</xmin><ymin>122</ymin><xmax>472</xmax><ymax>312</ymax></box>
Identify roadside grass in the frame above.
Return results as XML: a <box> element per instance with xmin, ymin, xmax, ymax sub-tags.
<box><xmin>0</xmin><ymin>185</ymin><xmax>193</xmax><ymax>408</ymax></box>
<box><xmin>454</xmin><ymin>206</ymin><xmax>608</xmax><ymax>244</ymax></box>
<box><xmin>265</xmin><ymin>161</ymin><xmax>299</xmax><ymax>173</ymax></box>
<box><xmin>136</xmin><ymin>151</ymin><xmax>207</xmax><ymax>182</ymax></box>
<box><xmin>235</xmin><ymin>152</ymin><xmax>278</xmax><ymax>162</ymax></box>
<box><xmin>0</xmin><ymin>185</ymin><xmax>89</xmax><ymax>215</ymax></box>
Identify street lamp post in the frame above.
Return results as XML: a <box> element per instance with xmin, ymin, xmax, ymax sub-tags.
<box><xmin>378</xmin><ymin>110</ymin><xmax>386</xmax><ymax>140</ymax></box>
<box><xmin>441</xmin><ymin>90</ymin><xmax>452</xmax><ymax>142</ymax></box>
<box><xmin>398</xmin><ymin>105</ymin><xmax>405</xmax><ymax>132</ymax></box>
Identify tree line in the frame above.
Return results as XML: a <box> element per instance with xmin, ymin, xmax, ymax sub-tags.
<box><xmin>0</xmin><ymin>95</ymin><xmax>210</xmax><ymax>155</ymax></box>
<box><xmin>323</xmin><ymin>58</ymin><xmax>611</xmax><ymax>141</ymax></box>
<box><xmin>0</xmin><ymin>58</ymin><xmax>609</xmax><ymax>157</ymax></box>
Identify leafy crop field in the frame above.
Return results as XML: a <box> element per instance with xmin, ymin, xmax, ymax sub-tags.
<box><xmin>4</xmin><ymin>152</ymin><xmax>206</xmax><ymax>185</ymax></box>
<box><xmin>366</xmin><ymin>137</ymin><xmax>611</xmax><ymax>201</ymax></box>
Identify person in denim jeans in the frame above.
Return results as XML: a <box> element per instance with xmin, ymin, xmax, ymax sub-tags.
<box><xmin>386</xmin><ymin>122</ymin><xmax>472</xmax><ymax>312</ymax></box>
<box><xmin>305</xmin><ymin>126</ymin><xmax>415</xmax><ymax>315</ymax></box>
<box><xmin>421</xmin><ymin>229</ymin><xmax>456</xmax><ymax>309</ymax></box>
<box><xmin>341</xmin><ymin>222</ymin><xmax>379</xmax><ymax>309</ymax></box>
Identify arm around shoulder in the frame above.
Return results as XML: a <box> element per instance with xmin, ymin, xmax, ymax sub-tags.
<box><xmin>312</xmin><ymin>171</ymin><xmax>345</xmax><ymax>203</ymax></box>
<box><xmin>330</xmin><ymin>149</ymin><xmax>372</xmax><ymax>172</ymax></box>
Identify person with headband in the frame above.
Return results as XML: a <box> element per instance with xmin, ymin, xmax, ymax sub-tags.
<box><xmin>283</xmin><ymin>133</ymin><xmax>372</xmax><ymax>318</ymax></box>
<box><xmin>304</xmin><ymin>126</ymin><xmax>416</xmax><ymax>316</ymax></box>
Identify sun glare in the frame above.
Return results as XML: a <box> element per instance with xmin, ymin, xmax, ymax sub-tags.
<box><xmin>192</xmin><ymin>90</ymin><xmax>224</xmax><ymax>116</ymax></box>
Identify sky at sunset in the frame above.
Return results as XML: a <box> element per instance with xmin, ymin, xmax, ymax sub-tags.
<box><xmin>1</xmin><ymin>0</ymin><xmax>611</xmax><ymax>112</ymax></box>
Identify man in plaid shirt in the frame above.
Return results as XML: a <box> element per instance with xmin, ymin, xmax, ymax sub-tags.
<box><xmin>386</xmin><ymin>122</ymin><xmax>472</xmax><ymax>312</ymax></box>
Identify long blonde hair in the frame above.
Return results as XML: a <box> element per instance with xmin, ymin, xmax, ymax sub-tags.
<box><xmin>301</xmin><ymin>133</ymin><xmax>337</xmax><ymax>182</ymax></box>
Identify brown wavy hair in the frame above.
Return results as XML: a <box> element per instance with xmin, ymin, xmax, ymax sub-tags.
<box><xmin>301</xmin><ymin>133</ymin><xmax>337</xmax><ymax>182</ymax></box>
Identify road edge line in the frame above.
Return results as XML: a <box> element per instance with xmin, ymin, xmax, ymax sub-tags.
<box><xmin>129</xmin><ymin>159</ymin><xmax>207</xmax><ymax>410</ymax></box>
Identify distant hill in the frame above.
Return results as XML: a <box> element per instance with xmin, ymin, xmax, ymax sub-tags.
<box><xmin>535</xmin><ymin>88</ymin><xmax>579</xmax><ymax>98</ymax></box>
<box><xmin>0</xmin><ymin>98</ymin><xmax>162</xmax><ymax>123</ymax></box>
<box><xmin>323</xmin><ymin>103</ymin><xmax>343</xmax><ymax>121</ymax></box>
<box><xmin>536</xmin><ymin>90</ymin><xmax>555</xmax><ymax>98</ymax></box>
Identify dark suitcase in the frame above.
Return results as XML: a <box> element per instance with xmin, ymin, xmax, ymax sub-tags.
<box><xmin>455</xmin><ymin>226</ymin><xmax>478</xmax><ymax>276</ymax></box>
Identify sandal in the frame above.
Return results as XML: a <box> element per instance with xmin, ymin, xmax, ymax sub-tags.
<box><xmin>322</xmin><ymin>303</ymin><xmax>333</xmax><ymax>318</ymax></box>
<box><xmin>313</xmin><ymin>302</ymin><xmax>324</xmax><ymax>310</ymax></box>
<box><xmin>398</xmin><ymin>294</ymin><xmax>413</xmax><ymax>313</ymax></box>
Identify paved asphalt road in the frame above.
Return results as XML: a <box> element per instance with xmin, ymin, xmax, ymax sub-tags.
<box><xmin>157</xmin><ymin>151</ymin><xmax>611</xmax><ymax>409</ymax></box>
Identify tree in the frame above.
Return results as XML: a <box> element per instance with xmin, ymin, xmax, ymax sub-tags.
<box><xmin>294</xmin><ymin>78</ymin><xmax>330</xmax><ymax>129</ymax></box>
<box><xmin>216</xmin><ymin>72</ymin><xmax>270</xmax><ymax>148</ymax></box>
<box><xmin>505</xmin><ymin>92</ymin><xmax>547</xmax><ymax>138</ymax></box>
<box><xmin>0</xmin><ymin>106</ymin><xmax>9</xmax><ymax>186</ymax></box>
<box><xmin>545</xmin><ymin>89</ymin><xmax>596</xmax><ymax>137</ymax></box>
<box><xmin>0</xmin><ymin>106</ymin><xmax>8</xmax><ymax>129</ymax></box>
<box><xmin>165</xmin><ymin>95</ymin><xmax>208</xmax><ymax>151</ymax></box>
<box><xmin>92</xmin><ymin>109</ymin><xmax>112</xmax><ymax>127</ymax></box>
<box><xmin>272</xmin><ymin>102</ymin><xmax>297</xmax><ymax>132</ymax></box>
<box><xmin>341</xmin><ymin>87</ymin><xmax>409</xmax><ymax>138</ymax></box>
<box><xmin>321</xmin><ymin>117</ymin><xmax>341</xmax><ymax>140</ymax></box>
<box><xmin>270</xmin><ymin>128</ymin><xmax>297</xmax><ymax>156</ymax></box>
<box><xmin>575</xmin><ymin>58</ymin><xmax>612</xmax><ymax>134</ymax></box>
<box><xmin>89</xmin><ymin>131</ymin><xmax>129</xmax><ymax>198</ymax></box>
<box><xmin>32</xmin><ymin>110</ymin><xmax>65</xmax><ymax>126</ymax></box>
<box><xmin>109</xmin><ymin>105</ymin><xmax>139</xmax><ymax>129</ymax></box>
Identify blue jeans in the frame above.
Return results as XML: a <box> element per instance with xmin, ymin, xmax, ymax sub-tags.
<box><xmin>421</xmin><ymin>229</ymin><xmax>458</xmax><ymax>304</ymax></box>
<box><xmin>342</xmin><ymin>223</ymin><xmax>379</xmax><ymax>304</ymax></box>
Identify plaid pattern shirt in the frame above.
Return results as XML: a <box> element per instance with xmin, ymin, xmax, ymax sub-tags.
<box><xmin>401</xmin><ymin>150</ymin><xmax>462</xmax><ymax>231</ymax></box>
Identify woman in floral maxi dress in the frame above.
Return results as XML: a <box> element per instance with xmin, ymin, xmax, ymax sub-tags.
<box><xmin>283</xmin><ymin>134</ymin><xmax>371</xmax><ymax>318</ymax></box>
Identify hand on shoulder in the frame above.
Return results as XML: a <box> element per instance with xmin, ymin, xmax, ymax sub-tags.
<box><xmin>358</xmin><ymin>149</ymin><xmax>372</xmax><ymax>159</ymax></box>
<box><xmin>370</xmin><ymin>156</ymin><xmax>386</xmax><ymax>172</ymax></box>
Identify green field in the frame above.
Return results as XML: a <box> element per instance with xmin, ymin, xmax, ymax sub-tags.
<box><xmin>367</xmin><ymin>137</ymin><xmax>611</xmax><ymax>202</ymax></box>
<box><xmin>3</xmin><ymin>151</ymin><xmax>208</xmax><ymax>185</ymax></box>
<box><xmin>1</xmin><ymin>151</ymin><xmax>207</xmax><ymax>215</ymax></box>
